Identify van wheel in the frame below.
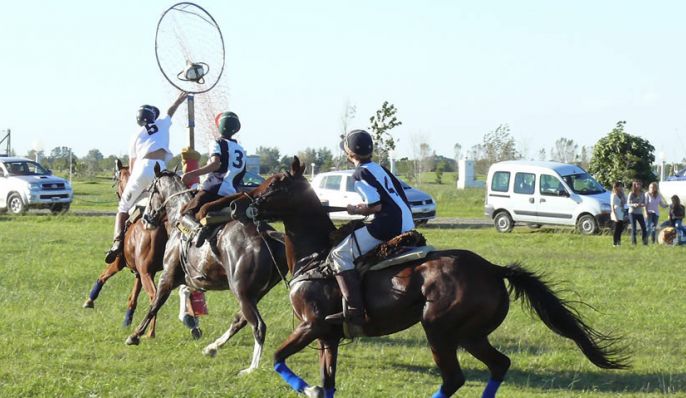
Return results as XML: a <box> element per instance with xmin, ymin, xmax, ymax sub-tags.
<box><xmin>7</xmin><ymin>193</ymin><xmax>27</xmax><ymax>214</ymax></box>
<box><xmin>577</xmin><ymin>214</ymin><xmax>598</xmax><ymax>235</ymax></box>
<box><xmin>494</xmin><ymin>211</ymin><xmax>514</xmax><ymax>233</ymax></box>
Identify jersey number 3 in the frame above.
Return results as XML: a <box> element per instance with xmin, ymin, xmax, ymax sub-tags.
<box><xmin>232</xmin><ymin>150</ymin><xmax>244</xmax><ymax>168</ymax></box>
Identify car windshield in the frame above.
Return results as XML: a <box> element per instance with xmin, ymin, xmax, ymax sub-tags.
<box><xmin>3</xmin><ymin>161</ymin><xmax>49</xmax><ymax>176</ymax></box>
<box><xmin>399</xmin><ymin>179</ymin><xmax>412</xmax><ymax>190</ymax></box>
<box><xmin>241</xmin><ymin>171</ymin><xmax>265</xmax><ymax>186</ymax></box>
<box><xmin>561</xmin><ymin>173</ymin><xmax>605</xmax><ymax>195</ymax></box>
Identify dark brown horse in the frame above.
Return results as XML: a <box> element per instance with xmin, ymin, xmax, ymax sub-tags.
<box><xmin>82</xmin><ymin>160</ymin><xmax>174</xmax><ymax>337</ymax></box>
<box><xmin>125</xmin><ymin>164</ymin><xmax>289</xmax><ymax>374</ymax></box>
<box><xmin>241</xmin><ymin>157</ymin><xmax>627</xmax><ymax>398</ymax></box>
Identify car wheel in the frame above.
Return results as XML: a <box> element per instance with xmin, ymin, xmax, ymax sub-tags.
<box><xmin>577</xmin><ymin>214</ymin><xmax>598</xmax><ymax>235</ymax></box>
<box><xmin>7</xmin><ymin>193</ymin><xmax>27</xmax><ymax>214</ymax></box>
<box><xmin>494</xmin><ymin>211</ymin><xmax>513</xmax><ymax>233</ymax></box>
<box><xmin>50</xmin><ymin>203</ymin><xmax>70</xmax><ymax>215</ymax></box>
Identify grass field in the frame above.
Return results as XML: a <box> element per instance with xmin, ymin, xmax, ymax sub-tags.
<box><xmin>0</xmin><ymin>215</ymin><xmax>684</xmax><ymax>397</ymax></box>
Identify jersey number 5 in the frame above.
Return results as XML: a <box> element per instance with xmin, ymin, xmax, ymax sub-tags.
<box><xmin>232</xmin><ymin>150</ymin><xmax>244</xmax><ymax>168</ymax></box>
<box><xmin>146</xmin><ymin>124</ymin><xmax>159</xmax><ymax>135</ymax></box>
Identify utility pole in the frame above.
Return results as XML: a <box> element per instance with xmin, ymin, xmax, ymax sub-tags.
<box><xmin>0</xmin><ymin>129</ymin><xmax>10</xmax><ymax>156</ymax></box>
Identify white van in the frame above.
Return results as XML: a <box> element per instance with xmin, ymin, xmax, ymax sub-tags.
<box><xmin>484</xmin><ymin>160</ymin><xmax>611</xmax><ymax>234</ymax></box>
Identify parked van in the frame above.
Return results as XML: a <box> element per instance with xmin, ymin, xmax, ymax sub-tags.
<box><xmin>484</xmin><ymin>161</ymin><xmax>611</xmax><ymax>234</ymax></box>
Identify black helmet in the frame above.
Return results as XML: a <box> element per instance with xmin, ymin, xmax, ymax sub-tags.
<box><xmin>341</xmin><ymin>129</ymin><xmax>373</xmax><ymax>157</ymax></box>
<box><xmin>215</xmin><ymin>112</ymin><xmax>241</xmax><ymax>139</ymax></box>
<box><xmin>137</xmin><ymin>105</ymin><xmax>160</xmax><ymax>126</ymax></box>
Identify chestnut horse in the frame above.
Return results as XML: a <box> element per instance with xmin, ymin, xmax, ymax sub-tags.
<box><xmin>82</xmin><ymin>160</ymin><xmax>200</xmax><ymax>338</ymax></box>
<box><xmin>125</xmin><ymin>164</ymin><xmax>289</xmax><ymax>375</ymax></box>
<box><xmin>241</xmin><ymin>157</ymin><xmax>627</xmax><ymax>398</ymax></box>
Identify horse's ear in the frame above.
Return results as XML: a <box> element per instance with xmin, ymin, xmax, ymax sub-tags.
<box><xmin>173</xmin><ymin>162</ymin><xmax>180</xmax><ymax>174</ymax></box>
<box><xmin>115</xmin><ymin>159</ymin><xmax>123</xmax><ymax>171</ymax></box>
<box><xmin>291</xmin><ymin>156</ymin><xmax>303</xmax><ymax>177</ymax></box>
<box><xmin>154</xmin><ymin>162</ymin><xmax>161</xmax><ymax>177</ymax></box>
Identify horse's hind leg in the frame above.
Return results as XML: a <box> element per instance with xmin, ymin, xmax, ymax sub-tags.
<box><xmin>315</xmin><ymin>338</ymin><xmax>339</xmax><ymax>398</ymax></box>
<box><xmin>123</xmin><ymin>275</ymin><xmax>143</xmax><ymax>327</ymax></box>
<box><xmin>139</xmin><ymin>272</ymin><xmax>157</xmax><ymax>338</ymax></box>
<box><xmin>462</xmin><ymin>337</ymin><xmax>510</xmax><ymax>398</ymax></box>
<box><xmin>83</xmin><ymin>257</ymin><xmax>125</xmax><ymax>308</ymax></box>
<box><xmin>202</xmin><ymin>311</ymin><xmax>247</xmax><ymax>357</ymax></box>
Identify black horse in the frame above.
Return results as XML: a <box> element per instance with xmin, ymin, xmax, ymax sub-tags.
<box><xmin>239</xmin><ymin>157</ymin><xmax>627</xmax><ymax>397</ymax></box>
<box><xmin>125</xmin><ymin>164</ymin><xmax>289</xmax><ymax>375</ymax></box>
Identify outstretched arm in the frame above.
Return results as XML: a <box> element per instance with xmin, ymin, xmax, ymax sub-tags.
<box><xmin>181</xmin><ymin>156</ymin><xmax>221</xmax><ymax>186</ymax></box>
<box><xmin>167</xmin><ymin>91</ymin><xmax>188</xmax><ymax>117</ymax></box>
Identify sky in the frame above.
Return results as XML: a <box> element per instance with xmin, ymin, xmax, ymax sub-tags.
<box><xmin>1</xmin><ymin>0</ymin><xmax>686</xmax><ymax>163</ymax></box>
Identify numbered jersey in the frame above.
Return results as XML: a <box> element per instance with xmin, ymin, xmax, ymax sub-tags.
<box><xmin>203</xmin><ymin>138</ymin><xmax>246</xmax><ymax>196</ymax></box>
<box><xmin>353</xmin><ymin>161</ymin><xmax>414</xmax><ymax>240</ymax></box>
<box><xmin>129</xmin><ymin>116</ymin><xmax>173</xmax><ymax>162</ymax></box>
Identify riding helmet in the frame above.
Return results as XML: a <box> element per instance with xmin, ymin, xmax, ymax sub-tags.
<box><xmin>215</xmin><ymin>112</ymin><xmax>241</xmax><ymax>139</ymax></box>
<box><xmin>137</xmin><ymin>105</ymin><xmax>160</xmax><ymax>126</ymax></box>
<box><xmin>341</xmin><ymin>129</ymin><xmax>373</xmax><ymax>157</ymax></box>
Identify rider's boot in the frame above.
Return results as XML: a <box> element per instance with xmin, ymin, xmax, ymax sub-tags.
<box><xmin>105</xmin><ymin>212</ymin><xmax>129</xmax><ymax>263</ymax></box>
<box><xmin>325</xmin><ymin>269</ymin><xmax>365</xmax><ymax>336</ymax></box>
<box><xmin>178</xmin><ymin>214</ymin><xmax>209</xmax><ymax>247</ymax></box>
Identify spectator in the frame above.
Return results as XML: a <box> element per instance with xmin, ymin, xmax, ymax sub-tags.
<box><xmin>644</xmin><ymin>182</ymin><xmax>668</xmax><ymax>244</ymax></box>
<box><xmin>610</xmin><ymin>181</ymin><xmax>626</xmax><ymax>247</ymax></box>
<box><xmin>627</xmin><ymin>180</ymin><xmax>647</xmax><ymax>245</ymax></box>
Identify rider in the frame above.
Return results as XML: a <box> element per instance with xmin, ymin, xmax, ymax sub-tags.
<box><xmin>179</xmin><ymin>111</ymin><xmax>246</xmax><ymax>245</ymax></box>
<box><xmin>105</xmin><ymin>91</ymin><xmax>188</xmax><ymax>263</ymax></box>
<box><xmin>326</xmin><ymin>129</ymin><xmax>415</xmax><ymax>334</ymax></box>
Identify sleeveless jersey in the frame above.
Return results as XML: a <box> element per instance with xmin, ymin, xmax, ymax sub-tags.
<box><xmin>202</xmin><ymin>138</ymin><xmax>246</xmax><ymax>196</ymax></box>
<box><xmin>353</xmin><ymin>161</ymin><xmax>414</xmax><ymax>240</ymax></box>
<box><xmin>128</xmin><ymin>116</ymin><xmax>173</xmax><ymax>162</ymax></box>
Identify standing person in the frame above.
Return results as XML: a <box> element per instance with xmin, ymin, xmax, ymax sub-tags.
<box><xmin>610</xmin><ymin>181</ymin><xmax>626</xmax><ymax>247</ymax></box>
<box><xmin>644</xmin><ymin>182</ymin><xmax>668</xmax><ymax>243</ymax></box>
<box><xmin>627</xmin><ymin>180</ymin><xmax>648</xmax><ymax>245</ymax></box>
<box><xmin>179</xmin><ymin>111</ymin><xmax>245</xmax><ymax>245</ymax></box>
<box><xmin>105</xmin><ymin>91</ymin><xmax>188</xmax><ymax>263</ymax></box>
<box><xmin>325</xmin><ymin>129</ymin><xmax>414</xmax><ymax>336</ymax></box>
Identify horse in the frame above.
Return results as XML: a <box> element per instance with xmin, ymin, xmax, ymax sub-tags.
<box><xmin>125</xmin><ymin>163</ymin><xmax>289</xmax><ymax>374</ymax></box>
<box><xmin>240</xmin><ymin>157</ymin><xmax>628</xmax><ymax>398</ymax></box>
<box><xmin>82</xmin><ymin>159</ymin><xmax>201</xmax><ymax>338</ymax></box>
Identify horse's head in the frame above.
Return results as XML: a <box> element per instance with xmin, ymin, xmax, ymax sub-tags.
<box><xmin>142</xmin><ymin>162</ymin><xmax>187</xmax><ymax>229</ymax></box>
<box><xmin>113</xmin><ymin>159</ymin><xmax>130</xmax><ymax>200</ymax></box>
<box><xmin>244</xmin><ymin>156</ymin><xmax>318</xmax><ymax>223</ymax></box>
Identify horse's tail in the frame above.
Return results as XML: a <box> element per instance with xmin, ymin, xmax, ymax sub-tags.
<box><xmin>498</xmin><ymin>263</ymin><xmax>629</xmax><ymax>369</ymax></box>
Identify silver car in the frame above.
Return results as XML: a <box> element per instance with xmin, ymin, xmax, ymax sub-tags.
<box><xmin>311</xmin><ymin>170</ymin><xmax>436</xmax><ymax>225</ymax></box>
<box><xmin>0</xmin><ymin>157</ymin><xmax>73</xmax><ymax>214</ymax></box>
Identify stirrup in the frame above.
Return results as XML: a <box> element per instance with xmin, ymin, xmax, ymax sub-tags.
<box><xmin>104</xmin><ymin>240</ymin><xmax>123</xmax><ymax>263</ymax></box>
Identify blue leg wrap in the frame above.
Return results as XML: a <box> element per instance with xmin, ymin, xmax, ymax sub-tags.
<box><xmin>325</xmin><ymin>387</ymin><xmax>336</xmax><ymax>398</ymax></box>
<box><xmin>481</xmin><ymin>379</ymin><xmax>502</xmax><ymax>398</ymax></box>
<box><xmin>431</xmin><ymin>385</ymin><xmax>450</xmax><ymax>398</ymax></box>
<box><xmin>89</xmin><ymin>280</ymin><xmax>104</xmax><ymax>301</ymax></box>
<box><xmin>123</xmin><ymin>308</ymin><xmax>134</xmax><ymax>327</ymax></box>
<box><xmin>274</xmin><ymin>361</ymin><xmax>308</xmax><ymax>392</ymax></box>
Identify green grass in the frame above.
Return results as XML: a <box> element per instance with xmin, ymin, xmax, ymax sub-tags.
<box><xmin>0</xmin><ymin>215</ymin><xmax>683</xmax><ymax>397</ymax></box>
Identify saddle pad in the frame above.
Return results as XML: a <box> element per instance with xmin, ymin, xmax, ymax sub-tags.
<box><xmin>128</xmin><ymin>205</ymin><xmax>146</xmax><ymax>223</ymax></box>
<box><xmin>365</xmin><ymin>245</ymin><xmax>434</xmax><ymax>273</ymax></box>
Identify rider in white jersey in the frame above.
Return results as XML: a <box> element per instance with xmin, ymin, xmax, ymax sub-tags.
<box><xmin>180</xmin><ymin>112</ymin><xmax>246</xmax><ymax>245</ymax></box>
<box><xmin>326</xmin><ymin>129</ymin><xmax>414</xmax><ymax>335</ymax></box>
<box><xmin>105</xmin><ymin>91</ymin><xmax>187</xmax><ymax>263</ymax></box>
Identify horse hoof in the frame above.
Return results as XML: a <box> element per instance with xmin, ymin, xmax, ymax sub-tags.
<box><xmin>82</xmin><ymin>300</ymin><xmax>94</xmax><ymax>309</ymax></box>
<box><xmin>238</xmin><ymin>367</ymin><xmax>256</xmax><ymax>377</ymax></box>
<box><xmin>202</xmin><ymin>345</ymin><xmax>218</xmax><ymax>357</ymax></box>
<box><xmin>304</xmin><ymin>386</ymin><xmax>325</xmax><ymax>398</ymax></box>
<box><xmin>125</xmin><ymin>335</ymin><xmax>140</xmax><ymax>346</ymax></box>
<box><xmin>191</xmin><ymin>327</ymin><xmax>203</xmax><ymax>340</ymax></box>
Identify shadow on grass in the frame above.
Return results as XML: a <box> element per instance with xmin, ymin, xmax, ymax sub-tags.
<box><xmin>390</xmin><ymin>363</ymin><xmax>683</xmax><ymax>393</ymax></box>
<box><xmin>361</xmin><ymin>335</ymin><xmax>555</xmax><ymax>356</ymax></box>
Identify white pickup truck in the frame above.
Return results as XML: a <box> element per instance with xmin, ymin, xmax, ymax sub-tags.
<box><xmin>0</xmin><ymin>156</ymin><xmax>73</xmax><ymax>214</ymax></box>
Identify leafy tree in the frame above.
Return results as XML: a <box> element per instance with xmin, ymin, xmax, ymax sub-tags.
<box><xmin>435</xmin><ymin>160</ymin><xmax>446</xmax><ymax>184</ymax></box>
<box><xmin>369</xmin><ymin>101</ymin><xmax>402</xmax><ymax>168</ymax></box>
<box><xmin>589</xmin><ymin>121</ymin><xmax>656</xmax><ymax>187</ymax></box>
<box><xmin>47</xmin><ymin>146</ymin><xmax>76</xmax><ymax>171</ymax></box>
<box><xmin>538</xmin><ymin>148</ymin><xmax>547</xmax><ymax>161</ymax></box>
<box><xmin>256</xmin><ymin>146</ymin><xmax>281</xmax><ymax>174</ymax></box>
<box><xmin>550</xmin><ymin>138</ymin><xmax>578</xmax><ymax>163</ymax></box>
<box><xmin>83</xmin><ymin>149</ymin><xmax>104</xmax><ymax>175</ymax></box>
<box><xmin>481</xmin><ymin>124</ymin><xmax>519</xmax><ymax>163</ymax></box>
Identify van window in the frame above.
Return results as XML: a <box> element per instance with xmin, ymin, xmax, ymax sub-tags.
<box><xmin>540</xmin><ymin>174</ymin><xmax>564</xmax><ymax>196</ymax></box>
<box><xmin>491</xmin><ymin>171</ymin><xmax>510</xmax><ymax>192</ymax></box>
<box><xmin>513</xmin><ymin>173</ymin><xmax>535</xmax><ymax>195</ymax></box>
<box><xmin>323</xmin><ymin>175</ymin><xmax>342</xmax><ymax>190</ymax></box>
<box><xmin>345</xmin><ymin>176</ymin><xmax>356</xmax><ymax>192</ymax></box>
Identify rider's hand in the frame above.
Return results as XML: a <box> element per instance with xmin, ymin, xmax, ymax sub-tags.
<box><xmin>347</xmin><ymin>204</ymin><xmax>360</xmax><ymax>215</ymax></box>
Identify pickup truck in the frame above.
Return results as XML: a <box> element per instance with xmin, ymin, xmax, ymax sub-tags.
<box><xmin>0</xmin><ymin>156</ymin><xmax>73</xmax><ymax>214</ymax></box>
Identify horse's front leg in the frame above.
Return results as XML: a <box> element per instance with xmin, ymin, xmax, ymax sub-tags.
<box><xmin>316</xmin><ymin>338</ymin><xmax>340</xmax><ymax>398</ymax></box>
<box><xmin>123</xmin><ymin>275</ymin><xmax>143</xmax><ymax>327</ymax></box>
<box><xmin>83</xmin><ymin>256</ymin><xmax>126</xmax><ymax>308</ymax></box>
<box><xmin>138</xmin><ymin>271</ymin><xmax>157</xmax><ymax>337</ymax></box>
<box><xmin>273</xmin><ymin>321</ymin><xmax>322</xmax><ymax>395</ymax></box>
<box><xmin>125</xmin><ymin>247</ymin><xmax>181</xmax><ymax>345</ymax></box>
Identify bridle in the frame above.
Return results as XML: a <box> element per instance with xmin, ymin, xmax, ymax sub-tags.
<box><xmin>143</xmin><ymin>173</ymin><xmax>194</xmax><ymax>228</ymax></box>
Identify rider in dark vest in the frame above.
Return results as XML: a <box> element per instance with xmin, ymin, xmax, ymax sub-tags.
<box><xmin>326</xmin><ymin>130</ymin><xmax>414</xmax><ymax>334</ymax></box>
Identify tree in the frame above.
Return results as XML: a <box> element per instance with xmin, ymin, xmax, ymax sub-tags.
<box><xmin>550</xmin><ymin>138</ymin><xmax>579</xmax><ymax>163</ymax></box>
<box><xmin>588</xmin><ymin>121</ymin><xmax>656</xmax><ymax>188</ymax></box>
<box><xmin>481</xmin><ymin>124</ymin><xmax>519</xmax><ymax>163</ymax></box>
<box><xmin>47</xmin><ymin>146</ymin><xmax>75</xmax><ymax>171</ymax></box>
<box><xmin>538</xmin><ymin>148</ymin><xmax>547</xmax><ymax>161</ymax></box>
<box><xmin>256</xmin><ymin>146</ymin><xmax>281</xmax><ymax>174</ymax></box>
<box><xmin>368</xmin><ymin>101</ymin><xmax>402</xmax><ymax>168</ymax></box>
<box><xmin>83</xmin><ymin>149</ymin><xmax>104</xmax><ymax>175</ymax></box>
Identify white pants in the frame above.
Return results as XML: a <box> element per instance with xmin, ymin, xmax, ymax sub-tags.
<box><xmin>118</xmin><ymin>159</ymin><xmax>166</xmax><ymax>213</ymax></box>
<box><xmin>329</xmin><ymin>226</ymin><xmax>382</xmax><ymax>273</ymax></box>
